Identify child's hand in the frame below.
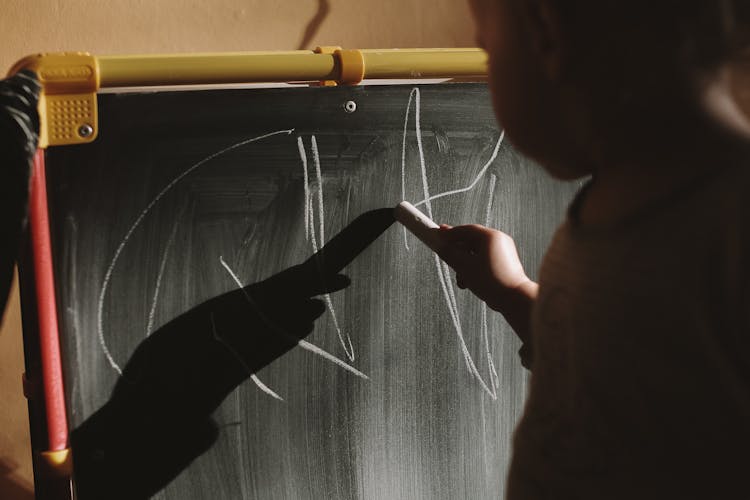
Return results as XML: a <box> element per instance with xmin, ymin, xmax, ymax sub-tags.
<box><xmin>437</xmin><ymin>225</ymin><xmax>537</xmax><ymax>335</ymax></box>
<box><xmin>438</xmin><ymin>224</ymin><xmax>529</xmax><ymax>308</ymax></box>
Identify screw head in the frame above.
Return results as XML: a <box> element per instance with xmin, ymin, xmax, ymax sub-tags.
<box><xmin>78</xmin><ymin>124</ymin><xmax>94</xmax><ymax>138</ymax></box>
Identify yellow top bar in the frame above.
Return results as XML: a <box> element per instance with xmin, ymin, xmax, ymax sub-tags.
<box><xmin>97</xmin><ymin>48</ymin><xmax>487</xmax><ymax>87</ymax></box>
<box><xmin>8</xmin><ymin>48</ymin><xmax>487</xmax><ymax>147</ymax></box>
<box><xmin>360</xmin><ymin>49</ymin><xmax>487</xmax><ymax>79</ymax></box>
<box><xmin>98</xmin><ymin>51</ymin><xmax>337</xmax><ymax>87</ymax></box>
<box><xmin>10</xmin><ymin>48</ymin><xmax>487</xmax><ymax>89</ymax></box>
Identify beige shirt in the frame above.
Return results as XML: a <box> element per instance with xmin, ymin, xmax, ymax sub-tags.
<box><xmin>507</xmin><ymin>163</ymin><xmax>750</xmax><ymax>499</ymax></box>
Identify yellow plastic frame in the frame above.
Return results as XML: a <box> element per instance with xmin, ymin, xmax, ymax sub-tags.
<box><xmin>9</xmin><ymin>48</ymin><xmax>487</xmax><ymax>148</ymax></box>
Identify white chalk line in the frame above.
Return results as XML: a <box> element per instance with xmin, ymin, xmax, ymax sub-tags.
<box><xmin>219</xmin><ymin>256</ymin><xmax>367</xmax><ymax>392</ymax></box>
<box><xmin>434</xmin><ymin>256</ymin><xmax>467</xmax><ymax>365</ymax></box>
<box><xmin>413</xmin><ymin>131</ymin><xmax>505</xmax><ymax>208</ymax></box>
<box><xmin>481</xmin><ymin>305</ymin><xmax>499</xmax><ymax>390</ymax></box>
<box><xmin>296</xmin><ymin>340</ymin><xmax>368</xmax><ymax>379</ymax></box>
<box><xmin>433</xmin><ymin>255</ymin><xmax>462</xmax><ymax>343</ymax></box>
<box><xmin>312</xmin><ymin>135</ymin><xmax>355</xmax><ymax>361</ymax></box>
<box><xmin>146</xmin><ymin>204</ymin><xmax>187</xmax><ymax>337</ymax></box>
<box><xmin>210</xmin><ymin>312</ymin><xmax>284</xmax><ymax>401</ymax></box>
<box><xmin>401</xmin><ymin>89</ymin><xmax>416</xmax><ymax>251</ymax></box>
<box><xmin>97</xmin><ymin>128</ymin><xmax>295</xmax><ymax>375</ymax></box>
<box><xmin>483</xmin><ymin>174</ymin><xmax>501</xmax><ymax>389</ymax></box>
<box><xmin>219</xmin><ymin>256</ymin><xmax>294</xmax><ymax>399</ymax></box>
<box><xmin>435</xmin><ymin>255</ymin><xmax>496</xmax><ymax>399</ymax></box>
<box><xmin>311</xmin><ymin>136</ymin><xmax>325</xmax><ymax>246</ymax></box>
<box><xmin>441</xmin><ymin>260</ymin><xmax>471</xmax><ymax>366</ymax></box>
<box><xmin>218</xmin><ymin>257</ymin><xmax>284</xmax><ymax>400</ymax></box>
<box><xmin>297</xmin><ymin>137</ymin><xmax>310</xmax><ymax>241</ymax></box>
<box><xmin>414</xmin><ymin>89</ymin><xmax>434</xmax><ymax>220</ymax></box>
<box><xmin>405</xmin><ymin>87</ymin><xmax>497</xmax><ymax>400</ymax></box>
<box><xmin>305</xmin><ymin>200</ymin><xmax>354</xmax><ymax>359</ymax></box>
<box><xmin>219</xmin><ymin>255</ymin><xmax>365</xmax><ymax>379</ymax></box>
<box><xmin>300</xmin><ymin>136</ymin><xmax>356</xmax><ymax>362</ymax></box>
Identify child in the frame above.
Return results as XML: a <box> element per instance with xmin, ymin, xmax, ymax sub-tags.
<box><xmin>440</xmin><ymin>0</ymin><xmax>750</xmax><ymax>498</ymax></box>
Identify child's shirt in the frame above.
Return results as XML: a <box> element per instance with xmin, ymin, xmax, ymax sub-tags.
<box><xmin>507</xmin><ymin>162</ymin><xmax>750</xmax><ymax>499</ymax></box>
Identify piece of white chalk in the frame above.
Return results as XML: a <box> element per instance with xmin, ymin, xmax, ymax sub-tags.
<box><xmin>394</xmin><ymin>201</ymin><xmax>443</xmax><ymax>253</ymax></box>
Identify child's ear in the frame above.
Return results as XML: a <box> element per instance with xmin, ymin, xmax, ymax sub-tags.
<box><xmin>523</xmin><ymin>0</ymin><xmax>565</xmax><ymax>80</ymax></box>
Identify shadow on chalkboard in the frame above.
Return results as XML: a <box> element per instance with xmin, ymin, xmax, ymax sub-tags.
<box><xmin>70</xmin><ymin>208</ymin><xmax>395</xmax><ymax>499</ymax></box>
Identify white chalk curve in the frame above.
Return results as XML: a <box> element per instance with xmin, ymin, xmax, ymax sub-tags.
<box><xmin>97</xmin><ymin>129</ymin><xmax>294</xmax><ymax>375</ymax></box>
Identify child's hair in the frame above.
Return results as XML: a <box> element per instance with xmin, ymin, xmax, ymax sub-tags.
<box><xmin>516</xmin><ymin>0</ymin><xmax>750</xmax><ymax>154</ymax></box>
<box><xmin>544</xmin><ymin>0</ymin><xmax>750</xmax><ymax>77</ymax></box>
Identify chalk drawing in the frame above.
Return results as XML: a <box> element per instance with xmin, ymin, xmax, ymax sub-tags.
<box><xmin>401</xmin><ymin>87</ymin><xmax>500</xmax><ymax>399</ymax></box>
<box><xmin>482</xmin><ymin>174</ymin><xmax>500</xmax><ymax>390</ymax></box>
<box><xmin>210</xmin><ymin>312</ymin><xmax>284</xmax><ymax>401</ymax></box>
<box><xmin>146</xmin><ymin>204</ymin><xmax>187</xmax><ymax>337</ymax></box>
<box><xmin>219</xmin><ymin>256</ymin><xmax>367</xmax><ymax>401</ymax></box>
<box><xmin>414</xmin><ymin>131</ymin><xmax>505</xmax><ymax>208</ymax></box>
<box><xmin>97</xmin><ymin>90</ymin><xmax>505</xmax><ymax>404</ymax></box>
<box><xmin>298</xmin><ymin>135</ymin><xmax>356</xmax><ymax>362</ymax></box>
<box><xmin>297</xmin><ymin>339</ymin><xmax>368</xmax><ymax>379</ymax></box>
<box><xmin>297</xmin><ymin>137</ymin><xmax>310</xmax><ymax>241</ymax></box>
<box><xmin>98</xmin><ymin>129</ymin><xmax>294</xmax><ymax>375</ymax></box>
<box><xmin>400</xmin><ymin>89</ymin><xmax>416</xmax><ymax>251</ymax></box>
<box><xmin>414</xmin><ymin>90</ymin><xmax>434</xmax><ymax>222</ymax></box>
<box><xmin>311</xmin><ymin>136</ymin><xmax>325</xmax><ymax>245</ymax></box>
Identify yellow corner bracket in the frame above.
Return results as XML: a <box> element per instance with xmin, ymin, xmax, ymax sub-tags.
<box><xmin>9</xmin><ymin>52</ymin><xmax>100</xmax><ymax>148</ymax></box>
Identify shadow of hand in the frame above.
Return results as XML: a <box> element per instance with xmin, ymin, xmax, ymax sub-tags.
<box><xmin>70</xmin><ymin>208</ymin><xmax>394</xmax><ymax>499</ymax></box>
<box><xmin>112</xmin><ymin>260</ymin><xmax>350</xmax><ymax>419</ymax></box>
<box><xmin>209</xmin><ymin>261</ymin><xmax>351</xmax><ymax>380</ymax></box>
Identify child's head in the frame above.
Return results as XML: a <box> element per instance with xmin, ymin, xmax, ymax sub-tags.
<box><xmin>469</xmin><ymin>0</ymin><xmax>750</xmax><ymax>179</ymax></box>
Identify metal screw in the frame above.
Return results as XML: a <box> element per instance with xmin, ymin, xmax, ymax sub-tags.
<box><xmin>344</xmin><ymin>100</ymin><xmax>357</xmax><ymax>113</ymax></box>
<box><xmin>78</xmin><ymin>123</ymin><xmax>94</xmax><ymax>137</ymax></box>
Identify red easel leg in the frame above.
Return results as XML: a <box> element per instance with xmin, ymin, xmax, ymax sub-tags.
<box><xmin>29</xmin><ymin>149</ymin><xmax>68</xmax><ymax>452</ymax></box>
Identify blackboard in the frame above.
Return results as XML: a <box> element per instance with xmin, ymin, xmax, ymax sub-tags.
<box><xmin>44</xmin><ymin>83</ymin><xmax>580</xmax><ymax>499</ymax></box>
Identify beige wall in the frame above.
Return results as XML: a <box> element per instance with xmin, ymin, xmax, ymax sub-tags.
<box><xmin>1</xmin><ymin>0</ymin><xmax>475</xmax><ymax>73</ymax></box>
<box><xmin>0</xmin><ymin>1</ymin><xmax>475</xmax><ymax>499</ymax></box>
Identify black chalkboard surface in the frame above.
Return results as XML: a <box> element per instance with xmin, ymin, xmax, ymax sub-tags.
<box><xmin>45</xmin><ymin>83</ymin><xmax>580</xmax><ymax>499</ymax></box>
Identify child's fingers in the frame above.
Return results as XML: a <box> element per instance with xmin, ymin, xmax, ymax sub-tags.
<box><xmin>438</xmin><ymin>224</ymin><xmax>493</xmax><ymax>266</ymax></box>
<box><xmin>441</xmin><ymin>224</ymin><xmax>494</xmax><ymax>247</ymax></box>
<box><xmin>437</xmin><ymin>241</ymin><xmax>471</xmax><ymax>269</ymax></box>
